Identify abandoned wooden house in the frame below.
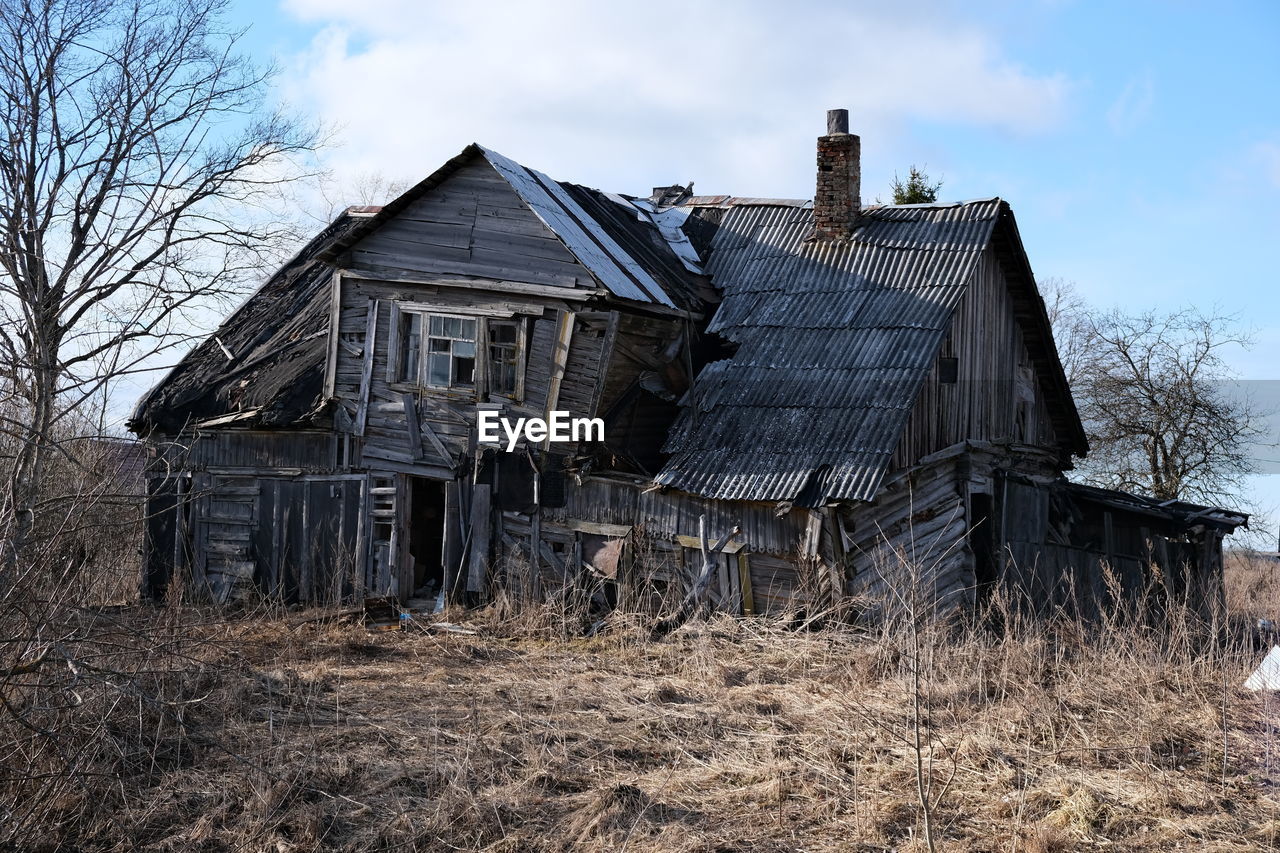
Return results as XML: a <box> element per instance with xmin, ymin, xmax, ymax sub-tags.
<box><xmin>129</xmin><ymin>108</ymin><xmax>1247</xmax><ymax>617</ymax></box>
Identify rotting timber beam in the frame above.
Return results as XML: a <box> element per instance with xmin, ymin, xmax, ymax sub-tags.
<box><xmin>650</xmin><ymin>516</ymin><xmax>741</xmax><ymax>639</ymax></box>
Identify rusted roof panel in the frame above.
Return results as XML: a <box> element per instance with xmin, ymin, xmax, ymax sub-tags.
<box><xmin>654</xmin><ymin>199</ymin><xmax>1003</xmax><ymax>505</ymax></box>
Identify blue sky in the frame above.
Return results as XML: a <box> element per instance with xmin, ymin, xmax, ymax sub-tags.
<box><xmin>223</xmin><ymin>0</ymin><xmax>1280</xmax><ymax>528</ymax></box>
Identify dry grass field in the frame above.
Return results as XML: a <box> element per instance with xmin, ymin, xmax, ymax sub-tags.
<box><xmin>7</xmin><ymin>552</ymin><xmax>1280</xmax><ymax>852</ymax></box>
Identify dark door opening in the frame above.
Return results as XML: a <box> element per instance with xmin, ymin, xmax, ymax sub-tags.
<box><xmin>970</xmin><ymin>492</ymin><xmax>997</xmax><ymax>603</ymax></box>
<box><xmin>408</xmin><ymin>477</ymin><xmax>447</xmax><ymax>599</ymax></box>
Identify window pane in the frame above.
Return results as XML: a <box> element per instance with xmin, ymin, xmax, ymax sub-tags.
<box><xmin>454</xmin><ymin>356</ymin><xmax>475</xmax><ymax>386</ymax></box>
<box><xmin>486</xmin><ymin>320</ymin><xmax>520</xmax><ymax>396</ymax></box>
<box><xmin>429</xmin><ymin>315</ymin><xmax>445</xmax><ymax>336</ymax></box>
<box><xmin>458</xmin><ymin>317</ymin><xmax>476</xmax><ymax>340</ymax></box>
<box><xmin>428</xmin><ymin>353</ymin><xmax>450</xmax><ymax>386</ymax></box>
<box><xmin>453</xmin><ymin>340</ymin><xmax>475</xmax><ymax>359</ymax></box>
<box><xmin>429</xmin><ymin>337</ymin><xmax>450</xmax><ymax>352</ymax></box>
<box><xmin>399</xmin><ymin>312</ymin><xmax>422</xmax><ymax>382</ymax></box>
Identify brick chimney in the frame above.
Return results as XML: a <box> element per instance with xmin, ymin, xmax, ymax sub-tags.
<box><xmin>813</xmin><ymin>108</ymin><xmax>860</xmax><ymax>240</ymax></box>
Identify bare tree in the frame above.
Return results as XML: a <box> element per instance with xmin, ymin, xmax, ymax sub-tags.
<box><xmin>1039</xmin><ymin>276</ymin><xmax>1091</xmax><ymax>387</ymax></box>
<box><xmin>311</xmin><ymin>170</ymin><xmax>413</xmax><ymax>225</ymax></box>
<box><xmin>0</xmin><ymin>0</ymin><xmax>317</xmax><ymax>570</ymax></box>
<box><xmin>1041</xmin><ymin>279</ymin><xmax>1268</xmax><ymax>506</ymax></box>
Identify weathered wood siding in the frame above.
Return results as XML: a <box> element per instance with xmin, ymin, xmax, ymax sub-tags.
<box><xmin>892</xmin><ymin>247</ymin><xmax>1060</xmax><ymax>469</ymax></box>
<box><xmin>153</xmin><ymin>430</ymin><xmax>341</xmax><ymax>474</ymax></box>
<box><xmin>839</xmin><ymin>451</ymin><xmax>975</xmax><ymax>613</ymax></box>
<box><xmin>346</xmin><ymin>160</ymin><xmax>592</xmax><ymax>289</ymax></box>
<box><xmin>331</xmin><ymin>279</ymin><xmax>611</xmax><ymax>476</ymax></box>
<box><xmin>492</xmin><ymin>474</ymin><xmax>812</xmax><ymax>616</ymax></box>
<box><xmin>542</xmin><ymin>476</ymin><xmax>806</xmax><ymax>557</ymax></box>
<box><xmin>998</xmin><ymin>477</ymin><xmax>1224</xmax><ymax>620</ymax></box>
<box><xmin>183</xmin><ymin>472</ymin><xmax>363</xmax><ymax>604</ymax></box>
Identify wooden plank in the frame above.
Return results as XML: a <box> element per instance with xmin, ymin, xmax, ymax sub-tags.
<box><xmin>385</xmin><ymin>302</ymin><xmax>402</xmax><ymax>384</ymax></box>
<box><xmin>348</xmin><ymin>267</ymin><xmax>601</xmax><ymax>300</ymax></box>
<box><xmin>418</xmin><ymin>417</ymin><xmax>452</xmax><ymax>466</ymax></box>
<box><xmin>443</xmin><ymin>480</ymin><xmax>462</xmax><ymax>602</ymax></box>
<box><xmin>401</xmin><ymin>393</ymin><xmax>424</xmax><ymax>460</ymax></box>
<box><xmin>325</xmin><ymin>269</ymin><xmax>342</xmax><ymax>398</ymax></box>
<box><xmin>541</xmin><ymin>310</ymin><xmax>575</xmax><ymax>450</ymax></box>
<box><xmin>355</xmin><ymin>456</ymin><xmax>454</xmax><ymax>480</ymax></box>
<box><xmin>674</xmin><ymin>533</ymin><xmax>745</xmax><ymax>554</ymax></box>
<box><xmin>565</xmin><ymin>519</ymin><xmax>632</xmax><ymax>537</ymax></box>
<box><xmin>210</xmin><ymin>485</ymin><xmax>261</xmax><ymax>497</ymax></box>
<box><xmin>467</xmin><ymin>484</ymin><xmax>491</xmax><ymax>595</ymax></box>
<box><xmin>355</xmin><ymin>299</ymin><xmax>379</xmax><ymax>436</ymax></box>
<box><xmin>204</xmin><ymin>541</ymin><xmax>248</xmax><ymax>556</ymax></box>
<box><xmin>360</xmin><ymin>444</ymin><xmax>416</xmax><ymax>465</ymax></box>
<box><xmin>350</xmin><ymin>251</ymin><xmax>581</xmax><ymax>289</ymax></box>
<box><xmin>297</xmin><ymin>483</ymin><xmax>312</xmax><ymax>603</ymax></box>
<box><xmin>738</xmin><ymin>552</ymin><xmax>754</xmax><ymax>615</ymax></box>
<box><xmin>591</xmin><ymin>310</ymin><xmax>620</xmax><ymax>416</ymax></box>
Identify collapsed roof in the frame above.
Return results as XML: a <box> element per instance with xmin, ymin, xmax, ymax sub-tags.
<box><xmin>129</xmin><ymin>211</ymin><xmax>370</xmax><ymax>435</ymax></box>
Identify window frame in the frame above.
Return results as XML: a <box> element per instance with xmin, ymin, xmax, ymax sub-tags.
<box><xmin>387</xmin><ymin>303</ymin><xmax>527</xmax><ymax>402</ymax></box>
<box><xmin>424</xmin><ymin>313</ymin><xmax>478</xmax><ymax>390</ymax></box>
<box><xmin>484</xmin><ymin>317</ymin><xmax>527</xmax><ymax>402</ymax></box>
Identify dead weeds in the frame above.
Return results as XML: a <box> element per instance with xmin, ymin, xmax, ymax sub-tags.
<box><xmin>8</xmin><ymin>567</ymin><xmax>1280</xmax><ymax>851</ymax></box>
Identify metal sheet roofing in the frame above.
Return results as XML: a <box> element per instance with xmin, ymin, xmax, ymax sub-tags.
<box><xmin>654</xmin><ymin>199</ymin><xmax>1004</xmax><ymax>505</ymax></box>
<box><xmin>480</xmin><ymin>147</ymin><xmax>677</xmax><ymax>307</ymax></box>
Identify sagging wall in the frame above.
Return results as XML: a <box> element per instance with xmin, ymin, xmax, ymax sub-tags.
<box><xmin>997</xmin><ymin>477</ymin><xmax>1229</xmax><ymax>619</ymax></box>
<box><xmin>331</xmin><ymin>277</ymin><xmax>600</xmax><ymax>473</ymax></box>
<box><xmin>142</xmin><ymin>430</ymin><xmax>365</xmax><ymax>603</ymax></box>
<box><xmin>838</xmin><ymin>451</ymin><xmax>976</xmax><ymax>614</ymax></box>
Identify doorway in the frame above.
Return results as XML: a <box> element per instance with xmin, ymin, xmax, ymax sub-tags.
<box><xmin>408</xmin><ymin>477</ymin><xmax>447</xmax><ymax>599</ymax></box>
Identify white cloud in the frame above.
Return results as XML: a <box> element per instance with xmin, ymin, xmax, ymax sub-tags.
<box><xmin>1106</xmin><ymin>70</ymin><xmax>1155</xmax><ymax>135</ymax></box>
<box><xmin>276</xmin><ymin>0</ymin><xmax>1072</xmax><ymax>202</ymax></box>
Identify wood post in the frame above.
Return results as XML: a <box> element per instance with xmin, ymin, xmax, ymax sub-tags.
<box><xmin>467</xmin><ymin>484</ymin><xmax>491</xmax><ymax>596</ymax></box>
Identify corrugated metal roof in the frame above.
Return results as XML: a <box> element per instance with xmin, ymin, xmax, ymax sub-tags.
<box><xmin>557</xmin><ymin>183</ymin><xmax>709</xmax><ymax>310</ymax></box>
<box><xmin>654</xmin><ymin>199</ymin><xmax>1003</xmax><ymax>505</ymax></box>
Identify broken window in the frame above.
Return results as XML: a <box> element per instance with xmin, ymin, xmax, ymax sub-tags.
<box><xmin>427</xmin><ymin>315</ymin><xmax>476</xmax><ymax>388</ymax></box>
<box><xmin>394</xmin><ymin>309</ymin><xmax>524</xmax><ymax>397</ymax></box>
<box><xmin>486</xmin><ymin>319</ymin><xmax>522</xmax><ymax>399</ymax></box>
<box><xmin>397</xmin><ymin>311</ymin><xmax>423</xmax><ymax>383</ymax></box>
<box><xmin>396</xmin><ymin>310</ymin><xmax>477</xmax><ymax>389</ymax></box>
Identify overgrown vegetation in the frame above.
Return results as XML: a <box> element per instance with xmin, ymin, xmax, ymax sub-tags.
<box><xmin>4</xmin><ymin>550</ymin><xmax>1280</xmax><ymax>851</ymax></box>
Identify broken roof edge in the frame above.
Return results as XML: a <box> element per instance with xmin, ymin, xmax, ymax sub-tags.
<box><xmin>128</xmin><ymin>208</ymin><xmax>361</xmax><ymax>433</ymax></box>
<box><xmin>1060</xmin><ymin>479</ymin><xmax>1250</xmax><ymax>531</ymax></box>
